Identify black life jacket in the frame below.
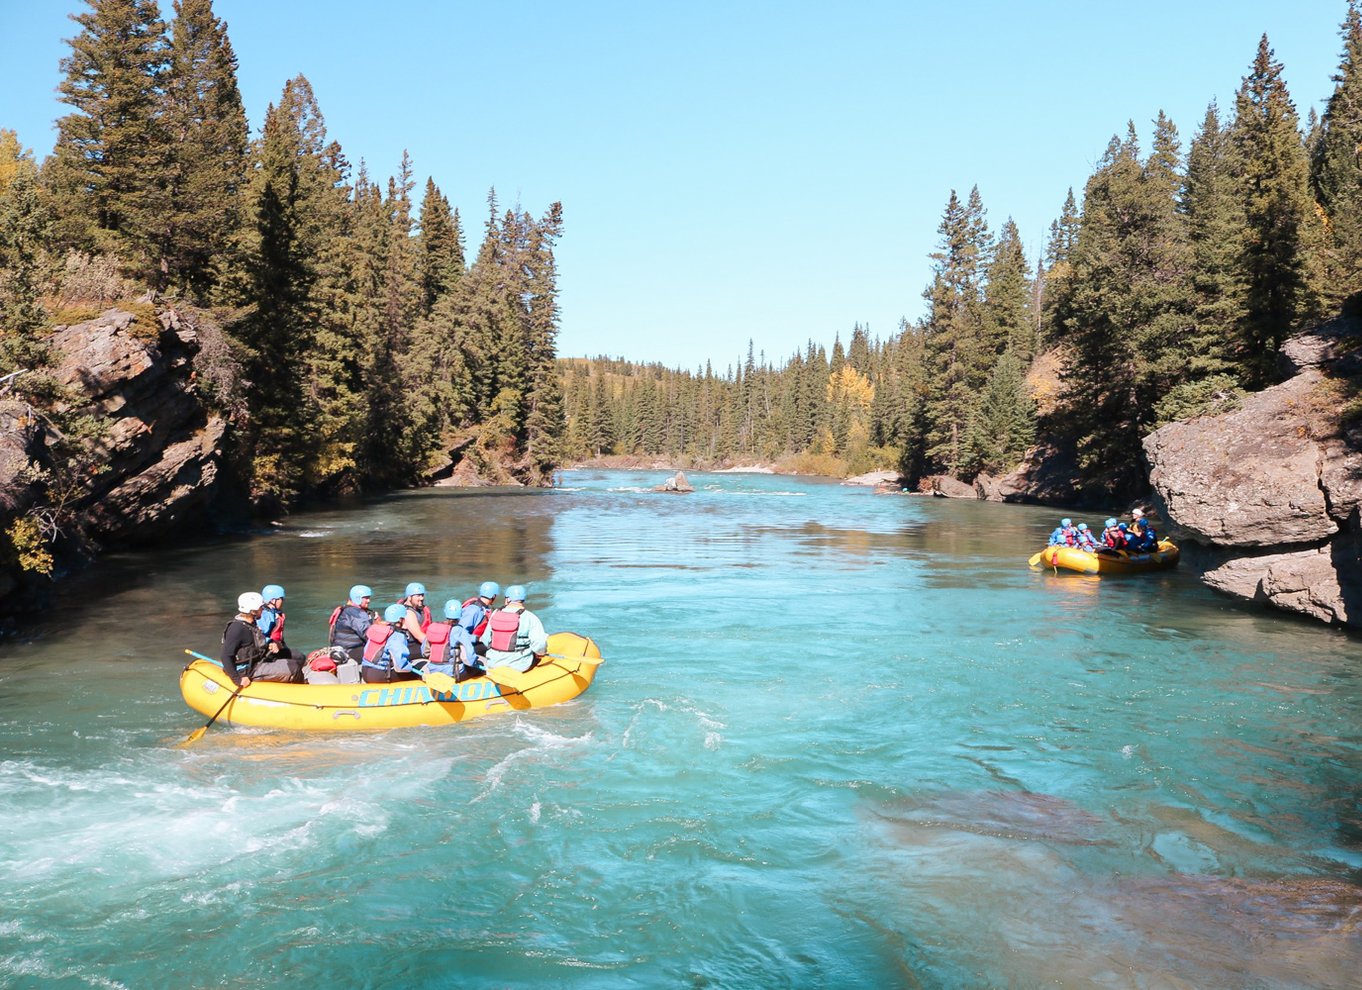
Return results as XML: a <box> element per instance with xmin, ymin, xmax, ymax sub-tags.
<box><xmin>487</xmin><ymin>609</ymin><xmax>529</xmax><ymax>652</ymax></box>
<box><xmin>329</xmin><ymin>603</ymin><xmax>369</xmax><ymax>649</ymax></box>
<box><xmin>222</xmin><ymin>618</ymin><xmax>269</xmax><ymax>670</ymax></box>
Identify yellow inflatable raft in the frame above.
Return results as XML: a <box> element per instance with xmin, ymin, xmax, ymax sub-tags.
<box><xmin>1030</xmin><ymin>539</ymin><xmax>1180</xmax><ymax>575</ymax></box>
<box><xmin>179</xmin><ymin>631</ymin><xmax>602</xmax><ymax>732</ymax></box>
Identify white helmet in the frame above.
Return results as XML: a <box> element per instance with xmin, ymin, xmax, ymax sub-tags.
<box><xmin>238</xmin><ymin>591</ymin><xmax>264</xmax><ymax>612</ymax></box>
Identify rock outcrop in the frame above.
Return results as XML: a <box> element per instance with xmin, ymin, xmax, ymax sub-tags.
<box><xmin>1144</xmin><ymin>315</ymin><xmax>1362</xmax><ymax>628</ymax></box>
<box><xmin>1</xmin><ymin>305</ymin><xmax>227</xmax><ymax>611</ymax></box>
<box><xmin>993</xmin><ymin>438</ymin><xmax>1085</xmax><ymax>504</ymax></box>
<box><xmin>48</xmin><ymin>307</ymin><xmax>226</xmax><ymax>543</ymax></box>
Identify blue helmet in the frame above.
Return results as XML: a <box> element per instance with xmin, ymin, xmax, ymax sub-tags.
<box><xmin>478</xmin><ymin>580</ymin><xmax>500</xmax><ymax>600</ymax></box>
<box><xmin>1061</xmin><ymin>518</ymin><xmax>1072</xmax><ymax>527</ymax></box>
<box><xmin>1105</xmin><ymin>518</ymin><xmax>1117</xmax><ymax>528</ymax></box>
<box><xmin>349</xmin><ymin>584</ymin><xmax>373</xmax><ymax>602</ymax></box>
<box><xmin>504</xmin><ymin>584</ymin><xmax>527</xmax><ymax>602</ymax></box>
<box><xmin>383</xmin><ymin>603</ymin><xmax>406</xmax><ymax>623</ymax></box>
<box><xmin>1118</xmin><ymin>522</ymin><xmax>1128</xmax><ymax>531</ymax></box>
<box><xmin>404</xmin><ymin>581</ymin><xmax>426</xmax><ymax>597</ymax></box>
<box><xmin>1077</xmin><ymin>523</ymin><xmax>1088</xmax><ymax>531</ymax></box>
<box><xmin>443</xmin><ymin>598</ymin><xmax>463</xmax><ymax>619</ymax></box>
<box><xmin>261</xmin><ymin>584</ymin><xmax>285</xmax><ymax>601</ymax></box>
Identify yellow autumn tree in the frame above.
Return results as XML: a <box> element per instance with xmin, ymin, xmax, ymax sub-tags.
<box><xmin>826</xmin><ymin>365</ymin><xmax>874</xmax><ymax>452</ymax></box>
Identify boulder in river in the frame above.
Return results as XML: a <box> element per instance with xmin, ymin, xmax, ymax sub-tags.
<box><xmin>653</xmin><ymin>470</ymin><xmax>694</xmax><ymax>493</ymax></box>
<box><xmin>842</xmin><ymin>470</ymin><xmax>901</xmax><ymax>487</ymax></box>
<box><xmin>930</xmin><ymin>475</ymin><xmax>977</xmax><ymax>499</ymax></box>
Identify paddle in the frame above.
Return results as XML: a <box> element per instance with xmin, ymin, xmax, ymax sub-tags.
<box><xmin>178</xmin><ymin>651</ymin><xmax>244</xmax><ymax>747</ymax></box>
<box><xmin>184</xmin><ymin>648</ymin><xmax>223</xmax><ymax>667</ymax></box>
<box><xmin>1027</xmin><ymin>551</ymin><xmax>1044</xmax><ymax>567</ymax></box>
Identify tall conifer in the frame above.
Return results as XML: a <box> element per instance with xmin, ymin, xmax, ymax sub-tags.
<box><xmin>1231</xmin><ymin>34</ymin><xmax>1324</xmax><ymax>385</ymax></box>
<box><xmin>1165</xmin><ymin>101</ymin><xmax>1246</xmax><ymax>422</ymax></box>
<box><xmin>982</xmin><ymin>218</ymin><xmax>1033</xmax><ymax>360</ymax></box>
<box><xmin>161</xmin><ymin>0</ymin><xmax>247</xmax><ymax>300</ymax></box>
<box><xmin>921</xmin><ymin>187</ymin><xmax>990</xmax><ymax>476</ymax></box>
<box><xmin>1312</xmin><ymin>2</ymin><xmax>1362</xmax><ymax>307</ymax></box>
<box><xmin>48</xmin><ymin>0</ymin><xmax>171</xmax><ymax>279</ymax></box>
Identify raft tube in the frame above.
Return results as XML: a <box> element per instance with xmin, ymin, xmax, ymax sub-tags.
<box><xmin>179</xmin><ymin>631</ymin><xmax>602</xmax><ymax>732</ymax></box>
<box><xmin>1031</xmin><ymin>539</ymin><xmax>1180</xmax><ymax>575</ymax></box>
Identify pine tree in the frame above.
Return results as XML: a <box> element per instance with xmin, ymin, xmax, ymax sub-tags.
<box><xmin>233</xmin><ymin>74</ymin><xmax>338</xmax><ymax>505</ymax></box>
<box><xmin>588</xmin><ymin>372</ymin><xmax>614</xmax><ymax>455</ymax></box>
<box><xmin>963</xmin><ymin>349</ymin><xmax>1036</xmax><ymax>476</ymax></box>
<box><xmin>1232</xmin><ymin>34</ymin><xmax>1324</xmax><ymax>386</ymax></box>
<box><xmin>161</xmin><ymin>0</ymin><xmax>248</xmax><ymax>300</ymax></box>
<box><xmin>891</xmin><ymin>319</ymin><xmax>928</xmax><ymax>484</ymax></box>
<box><xmin>0</xmin><ymin>154</ymin><xmax>52</xmax><ymax>398</ymax></box>
<box><xmin>520</xmin><ymin>201</ymin><xmax>567</xmax><ymax>480</ymax></box>
<box><xmin>1061</xmin><ymin>124</ymin><xmax>1191</xmax><ymax>494</ymax></box>
<box><xmin>982</xmin><ymin>218</ymin><xmax>1033</xmax><ymax>360</ymax></box>
<box><xmin>1162</xmin><ymin>101</ymin><xmax>1246</xmax><ymax>423</ymax></box>
<box><xmin>416</xmin><ymin>176</ymin><xmax>464</xmax><ymax>312</ymax></box>
<box><xmin>921</xmin><ymin>186</ymin><xmax>990</xmax><ymax>476</ymax></box>
<box><xmin>1312</xmin><ymin>1</ymin><xmax>1362</xmax><ymax>308</ymax></box>
<box><xmin>48</xmin><ymin>0</ymin><xmax>171</xmax><ymax>280</ymax></box>
<box><xmin>1040</xmin><ymin>187</ymin><xmax>1081</xmax><ymax>347</ymax></box>
<box><xmin>305</xmin><ymin>151</ymin><xmax>370</xmax><ymax>490</ymax></box>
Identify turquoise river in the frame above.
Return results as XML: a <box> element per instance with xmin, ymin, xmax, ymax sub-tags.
<box><xmin>1</xmin><ymin>470</ymin><xmax>1360</xmax><ymax>988</ymax></box>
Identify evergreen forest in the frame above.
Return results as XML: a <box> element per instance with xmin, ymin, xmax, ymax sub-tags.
<box><xmin>562</xmin><ymin>9</ymin><xmax>1362</xmax><ymax>496</ymax></box>
<box><xmin>0</xmin><ymin>0</ymin><xmax>565</xmax><ymax>520</ymax></box>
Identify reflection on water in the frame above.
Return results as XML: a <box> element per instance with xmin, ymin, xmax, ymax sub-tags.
<box><xmin>0</xmin><ymin>470</ymin><xmax>1360</xmax><ymax>988</ymax></box>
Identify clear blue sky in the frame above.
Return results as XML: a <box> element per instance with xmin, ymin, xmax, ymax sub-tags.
<box><xmin>0</xmin><ymin>1</ymin><xmax>1350</xmax><ymax>369</ymax></box>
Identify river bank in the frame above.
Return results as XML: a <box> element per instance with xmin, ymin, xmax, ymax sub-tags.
<box><xmin>7</xmin><ymin>303</ymin><xmax>1362</xmax><ymax>634</ymax></box>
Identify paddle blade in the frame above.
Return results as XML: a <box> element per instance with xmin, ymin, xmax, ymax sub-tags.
<box><xmin>422</xmin><ymin>671</ymin><xmax>458</xmax><ymax>694</ymax></box>
<box><xmin>1028</xmin><ymin>551</ymin><xmax>1043</xmax><ymax>568</ymax></box>
<box><xmin>547</xmin><ymin>652</ymin><xmax>606</xmax><ymax>666</ymax></box>
<box><xmin>177</xmin><ymin>725</ymin><xmax>209</xmax><ymax>748</ymax></box>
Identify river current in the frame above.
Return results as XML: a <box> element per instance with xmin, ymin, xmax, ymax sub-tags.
<box><xmin>1</xmin><ymin>470</ymin><xmax>1359</xmax><ymax>989</ymax></box>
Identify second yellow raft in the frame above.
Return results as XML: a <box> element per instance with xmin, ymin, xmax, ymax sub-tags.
<box><xmin>1031</xmin><ymin>539</ymin><xmax>1180</xmax><ymax>575</ymax></box>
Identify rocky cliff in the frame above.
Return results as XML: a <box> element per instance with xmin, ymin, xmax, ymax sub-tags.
<box><xmin>1144</xmin><ymin>316</ymin><xmax>1362</xmax><ymax>628</ymax></box>
<box><xmin>0</xmin><ymin>305</ymin><xmax>226</xmax><ymax>605</ymax></box>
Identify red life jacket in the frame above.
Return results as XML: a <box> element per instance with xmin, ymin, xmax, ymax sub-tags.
<box><xmin>460</xmin><ymin>597</ymin><xmax>491</xmax><ymax>637</ymax></box>
<box><xmin>263</xmin><ymin>605</ymin><xmax>286</xmax><ymax>643</ymax></box>
<box><xmin>487</xmin><ymin>609</ymin><xmax>525</xmax><ymax>652</ymax></box>
<box><xmin>362</xmin><ymin>623</ymin><xmax>396</xmax><ymax>665</ymax></box>
<box><xmin>425</xmin><ymin>622</ymin><xmax>453</xmax><ymax>663</ymax></box>
<box><xmin>1062</xmin><ymin>527</ymin><xmax>1078</xmax><ymax>546</ymax></box>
